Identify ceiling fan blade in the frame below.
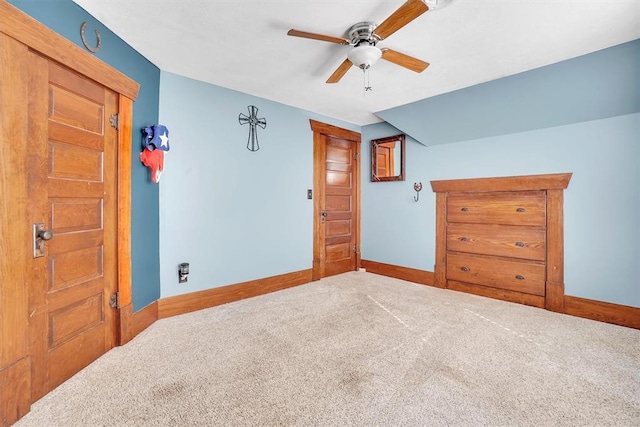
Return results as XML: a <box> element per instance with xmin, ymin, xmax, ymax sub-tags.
<box><xmin>287</xmin><ymin>29</ymin><xmax>349</xmax><ymax>45</ymax></box>
<box><xmin>374</xmin><ymin>0</ymin><xmax>429</xmax><ymax>40</ymax></box>
<box><xmin>381</xmin><ymin>48</ymin><xmax>429</xmax><ymax>73</ymax></box>
<box><xmin>326</xmin><ymin>58</ymin><xmax>353</xmax><ymax>84</ymax></box>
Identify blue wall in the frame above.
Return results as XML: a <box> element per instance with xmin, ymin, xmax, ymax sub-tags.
<box><xmin>363</xmin><ymin>41</ymin><xmax>640</xmax><ymax>308</ymax></box>
<box><xmin>377</xmin><ymin>40</ymin><xmax>640</xmax><ymax>147</ymax></box>
<box><xmin>10</xmin><ymin>0</ymin><xmax>162</xmax><ymax>311</ymax></box>
<box><xmin>158</xmin><ymin>71</ymin><xmax>359</xmax><ymax>298</ymax></box>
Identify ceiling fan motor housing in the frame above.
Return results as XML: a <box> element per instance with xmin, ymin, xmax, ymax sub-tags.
<box><xmin>348</xmin><ymin>22</ymin><xmax>381</xmax><ymax>46</ymax></box>
<box><xmin>347</xmin><ymin>22</ymin><xmax>383</xmax><ymax>70</ymax></box>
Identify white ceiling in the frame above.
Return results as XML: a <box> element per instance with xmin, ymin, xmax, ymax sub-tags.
<box><xmin>72</xmin><ymin>0</ymin><xmax>640</xmax><ymax>126</ymax></box>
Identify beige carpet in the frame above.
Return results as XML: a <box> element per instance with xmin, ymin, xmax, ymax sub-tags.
<box><xmin>15</xmin><ymin>272</ymin><xmax>640</xmax><ymax>426</ymax></box>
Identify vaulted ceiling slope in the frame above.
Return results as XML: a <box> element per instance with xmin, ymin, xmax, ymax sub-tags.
<box><xmin>73</xmin><ymin>0</ymin><xmax>640</xmax><ymax>126</ymax></box>
<box><xmin>378</xmin><ymin>39</ymin><xmax>640</xmax><ymax>146</ymax></box>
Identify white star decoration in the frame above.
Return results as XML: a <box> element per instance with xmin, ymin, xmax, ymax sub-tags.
<box><xmin>158</xmin><ymin>131</ymin><xmax>169</xmax><ymax>148</ymax></box>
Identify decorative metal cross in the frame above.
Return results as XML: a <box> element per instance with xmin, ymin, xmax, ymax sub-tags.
<box><xmin>238</xmin><ymin>105</ymin><xmax>267</xmax><ymax>152</ymax></box>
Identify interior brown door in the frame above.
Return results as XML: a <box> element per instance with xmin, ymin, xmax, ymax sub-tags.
<box><xmin>311</xmin><ymin>120</ymin><xmax>361</xmax><ymax>280</ymax></box>
<box><xmin>376</xmin><ymin>142</ymin><xmax>395</xmax><ymax>178</ymax></box>
<box><xmin>323</xmin><ymin>136</ymin><xmax>358</xmax><ymax>276</ymax></box>
<box><xmin>27</xmin><ymin>53</ymin><xmax>119</xmax><ymax>402</ymax></box>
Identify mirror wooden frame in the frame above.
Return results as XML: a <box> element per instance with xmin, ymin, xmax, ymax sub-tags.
<box><xmin>371</xmin><ymin>134</ymin><xmax>405</xmax><ymax>182</ymax></box>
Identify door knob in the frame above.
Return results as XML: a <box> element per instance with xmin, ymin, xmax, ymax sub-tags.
<box><xmin>38</xmin><ymin>229</ymin><xmax>53</xmax><ymax>241</ymax></box>
<box><xmin>33</xmin><ymin>223</ymin><xmax>53</xmax><ymax>258</ymax></box>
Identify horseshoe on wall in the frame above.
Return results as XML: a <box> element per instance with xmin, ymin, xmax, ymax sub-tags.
<box><xmin>80</xmin><ymin>21</ymin><xmax>101</xmax><ymax>53</ymax></box>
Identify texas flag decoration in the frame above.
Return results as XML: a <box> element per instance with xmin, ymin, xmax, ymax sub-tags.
<box><xmin>140</xmin><ymin>148</ymin><xmax>164</xmax><ymax>183</ymax></box>
<box><xmin>140</xmin><ymin>125</ymin><xmax>170</xmax><ymax>183</ymax></box>
<box><xmin>142</xmin><ymin>124</ymin><xmax>170</xmax><ymax>151</ymax></box>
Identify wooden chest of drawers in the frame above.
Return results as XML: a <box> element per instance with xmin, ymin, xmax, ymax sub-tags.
<box><xmin>431</xmin><ymin>174</ymin><xmax>572</xmax><ymax>311</ymax></box>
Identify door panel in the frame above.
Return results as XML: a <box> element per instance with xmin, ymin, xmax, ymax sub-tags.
<box><xmin>49</xmin><ymin>246</ymin><xmax>104</xmax><ymax>291</ymax></box>
<box><xmin>323</xmin><ymin>137</ymin><xmax>358</xmax><ymax>277</ymax></box>
<box><xmin>27</xmin><ymin>53</ymin><xmax>118</xmax><ymax>402</ymax></box>
<box><xmin>326</xmin><ymin>242</ymin><xmax>352</xmax><ymax>262</ymax></box>
<box><xmin>48</xmin><ymin>86</ymin><xmax>104</xmax><ymax>132</ymax></box>
<box><xmin>49</xmin><ymin>143</ymin><xmax>104</xmax><ymax>180</ymax></box>
<box><xmin>51</xmin><ymin>198</ymin><xmax>104</xmax><ymax>232</ymax></box>
<box><xmin>49</xmin><ymin>292</ymin><xmax>104</xmax><ymax>348</ymax></box>
<box><xmin>327</xmin><ymin>220</ymin><xmax>351</xmax><ymax>236</ymax></box>
<box><xmin>326</xmin><ymin>194</ymin><xmax>351</xmax><ymax>211</ymax></box>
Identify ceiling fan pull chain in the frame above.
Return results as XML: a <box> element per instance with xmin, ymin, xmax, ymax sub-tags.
<box><xmin>362</xmin><ymin>69</ymin><xmax>366</xmax><ymax>95</ymax></box>
<box><xmin>364</xmin><ymin>68</ymin><xmax>373</xmax><ymax>94</ymax></box>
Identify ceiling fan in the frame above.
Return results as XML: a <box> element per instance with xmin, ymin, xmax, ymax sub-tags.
<box><xmin>287</xmin><ymin>0</ymin><xmax>432</xmax><ymax>84</ymax></box>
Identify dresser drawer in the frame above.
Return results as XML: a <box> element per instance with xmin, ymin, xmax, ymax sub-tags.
<box><xmin>446</xmin><ymin>252</ymin><xmax>545</xmax><ymax>296</ymax></box>
<box><xmin>447</xmin><ymin>191</ymin><xmax>546</xmax><ymax>226</ymax></box>
<box><xmin>447</xmin><ymin>223</ymin><xmax>546</xmax><ymax>261</ymax></box>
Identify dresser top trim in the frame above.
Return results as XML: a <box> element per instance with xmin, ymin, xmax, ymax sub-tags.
<box><xmin>430</xmin><ymin>173</ymin><xmax>572</xmax><ymax>193</ymax></box>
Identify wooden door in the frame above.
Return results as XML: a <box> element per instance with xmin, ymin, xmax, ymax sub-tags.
<box><xmin>27</xmin><ymin>54</ymin><xmax>119</xmax><ymax>401</ymax></box>
<box><xmin>323</xmin><ymin>137</ymin><xmax>358</xmax><ymax>276</ymax></box>
<box><xmin>376</xmin><ymin>142</ymin><xmax>395</xmax><ymax>178</ymax></box>
<box><xmin>311</xmin><ymin>120</ymin><xmax>361</xmax><ymax>279</ymax></box>
<box><xmin>0</xmin><ymin>3</ymin><xmax>138</xmax><ymax>422</ymax></box>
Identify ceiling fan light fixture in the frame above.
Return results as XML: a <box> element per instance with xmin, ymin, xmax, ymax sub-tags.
<box><xmin>347</xmin><ymin>45</ymin><xmax>382</xmax><ymax>70</ymax></box>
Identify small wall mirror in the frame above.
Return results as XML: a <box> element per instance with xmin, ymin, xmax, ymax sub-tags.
<box><xmin>371</xmin><ymin>134</ymin><xmax>405</xmax><ymax>182</ymax></box>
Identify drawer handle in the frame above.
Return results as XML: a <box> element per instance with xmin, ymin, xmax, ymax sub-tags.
<box><xmin>515</xmin><ymin>241</ymin><xmax>525</xmax><ymax>247</ymax></box>
<box><xmin>515</xmin><ymin>274</ymin><xmax>525</xmax><ymax>280</ymax></box>
<box><xmin>516</xmin><ymin>207</ymin><xmax>526</xmax><ymax>212</ymax></box>
<box><xmin>461</xmin><ymin>266</ymin><xmax>470</xmax><ymax>272</ymax></box>
<box><xmin>461</xmin><ymin>207</ymin><xmax>469</xmax><ymax>212</ymax></box>
<box><xmin>460</xmin><ymin>237</ymin><xmax>469</xmax><ymax>242</ymax></box>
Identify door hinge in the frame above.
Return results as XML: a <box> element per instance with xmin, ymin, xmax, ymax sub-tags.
<box><xmin>109</xmin><ymin>113</ymin><xmax>119</xmax><ymax>130</ymax></box>
<box><xmin>354</xmin><ymin>152</ymin><xmax>359</xmax><ymax>160</ymax></box>
<box><xmin>109</xmin><ymin>293</ymin><xmax>119</xmax><ymax>309</ymax></box>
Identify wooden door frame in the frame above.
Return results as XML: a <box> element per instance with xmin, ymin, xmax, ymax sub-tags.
<box><xmin>0</xmin><ymin>2</ymin><xmax>138</xmax><ymax>422</ymax></box>
<box><xmin>309</xmin><ymin>120</ymin><xmax>361</xmax><ymax>281</ymax></box>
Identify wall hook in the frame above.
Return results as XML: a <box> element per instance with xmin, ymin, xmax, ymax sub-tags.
<box><xmin>413</xmin><ymin>182</ymin><xmax>423</xmax><ymax>202</ymax></box>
